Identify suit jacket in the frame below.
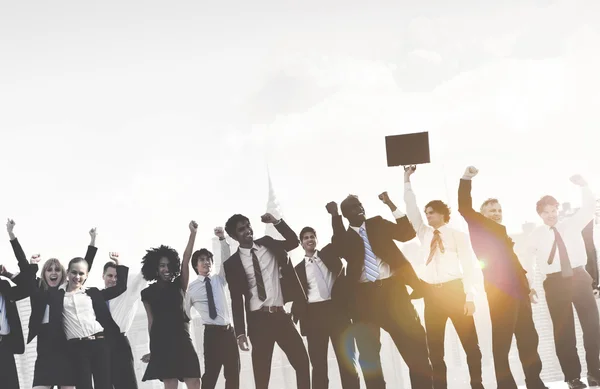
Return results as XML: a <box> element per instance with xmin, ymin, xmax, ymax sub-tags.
<box><xmin>290</xmin><ymin>244</ymin><xmax>348</xmax><ymax>335</ymax></box>
<box><xmin>47</xmin><ymin>264</ymin><xmax>128</xmax><ymax>344</ymax></box>
<box><xmin>26</xmin><ymin>244</ymin><xmax>98</xmax><ymax>344</ymax></box>
<box><xmin>458</xmin><ymin>179</ymin><xmax>529</xmax><ymax>296</ymax></box>
<box><xmin>0</xmin><ymin>238</ymin><xmax>34</xmax><ymax>354</ymax></box>
<box><xmin>332</xmin><ymin>214</ymin><xmax>419</xmax><ymax>281</ymax></box>
<box><xmin>224</xmin><ymin>220</ymin><xmax>305</xmax><ymax>338</ymax></box>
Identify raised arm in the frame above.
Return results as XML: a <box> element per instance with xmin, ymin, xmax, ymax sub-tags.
<box><xmin>214</xmin><ymin>227</ymin><xmax>230</xmax><ymax>280</ymax></box>
<box><xmin>7</xmin><ymin>219</ymin><xmax>30</xmax><ymax>273</ymax></box>
<box><xmin>101</xmin><ymin>254</ymin><xmax>129</xmax><ymax>300</ymax></box>
<box><xmin>327</xmin><ymin>202</ymin><xmax>346</xmax><ymax>252</ymax></box>
<box><xmin>261</xmin><ymin>213</ymin><xmax>299</xmax><ymax>252</ymax></box>
<box><xmin>378</xmin><ymin>191</ymin><xmax>416</xmax><ymax>242</ymax></box>
<box><xmin>403</xmin><ymin>168</ymin><xmax>428</xmax><ymax>241</ymax></box>
<box><xmin>84</xmin><ymin>228</ymin><xmax>98</xmax><ymax>273</ymax></box>
<box><xmin>181</xmin><ymin>220</ymin><xmax>198</xmax><ymax>292</ymax></box>
<box><xmin>566</xmin><ymin>175</ymin><xmax>595</xmax><ymax>230</ymax></box>
<box><xmin>458</xmin><ymin>166</ymin><xmax>487</xmax><ymax>223</ymax></box>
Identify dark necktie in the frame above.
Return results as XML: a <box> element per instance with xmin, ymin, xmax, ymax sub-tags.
<box><xmin>106</xmin><ymin>299</ymin><xmax>110</xmax><ymax>309</ymax></box>
<box><xmin>251</xmin><ymin>248</ymin><xmax>267</xmax><ymax>301</ymax></box>
<box><xmin>205</xmin><ymin>277</ymin><xmax>217</xmax><ymax>319</ymax></box>
<box><xmin>547</xmin><ymin>227</ymin><xmax>574</xmax><ymax>277</ymax></box>
<box><xmin>426</xmin><ymin>229</ymin><xmax>445</xmax><ymax>265</ymax></box>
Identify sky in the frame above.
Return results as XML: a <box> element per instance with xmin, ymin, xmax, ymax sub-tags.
<box><xmin>1</xmin><ymin>0</ymin><xmax>599</xmax><ymax>287</ymax></box>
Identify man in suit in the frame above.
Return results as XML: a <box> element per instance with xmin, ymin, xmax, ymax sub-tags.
<box><xmin>328</xmin><ymin>192</ymin><xmax>432</xmax><ymax>389</ymax></box>
<box><xmin>458</xmin><ymin>166</ymin><xmax>546</xmax><ymax>389</ymax></box>
<box><xmin>0</xmin><ymin>219</ymin><xmax>34</xmax><ymax>389</ymax></box>
<box><xmin>223</xmin><ymin>212</ymin><xmax>310</xmax><ymax>389</ymax></box>
<box><xmin>291</xmin><ymin>226</ymin><xmax>360</xmax><ymax>389</ymax></box>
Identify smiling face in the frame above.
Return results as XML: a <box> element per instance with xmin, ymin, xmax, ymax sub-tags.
<box><xmin>301</xmin><ymin>231</ymin><xmax>317</xmax><ymax>253</ymax></box>
<box><xmin>157</xmin><ymin>257</ymin><xmax>172</xmax><ymax>282</ymax></box>
<box><xmin>43</xmin><ymin>259</ymin><xmax>64</xmax><ymax>288</ymax></box>
<box><xmin>103</xmin><ymin>266</ymin><xmax>117</xmax><ymax>288</ymax></box>
<box><xmin>67</xmin><ymin>260</ymin><xmax>89</xmax><ymax>291</ymax></box>
<box><xmin>341</xmin><ymin>196</ymin><xmax>366</xmax><ymax>227</ymax></box>
<box><xmin>481</xmin><ymin>200</ymin><xmax>503</xmax><ymax>224</ymax></box>
<box><xmin>232</xmin><ymin>219</ymin><xmax>254</xmax><ymax>247</ymax></box>
<box><xmin>539</xmin><ymin>204</ymin><xmax>559</xmax><ymax>227</ymax></box>
<box><xmin>195</xmin><ymin>254</ymin><xmax>213</xmax><ymax>276</ymax></box>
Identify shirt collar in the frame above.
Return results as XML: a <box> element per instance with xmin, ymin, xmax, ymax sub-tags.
<box><xmin>238</xmin><ymin>243</ymin><xmax>259</xmax><ymax>254</ymax></box>
<box><xmin>349</xmin><ymin>222</ymin><xmax>366</xmax><ymax>233</ymax></box>
<box><xmin>59</xmin><ymin>283</ymin><xmax>87</xmax><ymax>293</ymax></box>
<box><xmin>304</xmin><ymin>251</ymin><xmax>320</xmax><ymax>262</ymax></box>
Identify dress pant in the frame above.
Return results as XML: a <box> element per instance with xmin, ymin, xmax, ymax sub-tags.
<box><xmin>353</xmin><ymin>277</ymin><xmax>432</xmax><ymax>389</ymax></box>
<box><xmin>485</xmin><ymin>282</ymin><xmax>545</xmax><ymax>389</ymax></box>
<box><xmin>0</xmin><ymin>339</ymin><xmax>19</xmax><ymax>389</ymax></box>
<box><xmin>424</xmin><ymin>279</ymin><xmax>483</xmax><ymax>389</ymax></box>
<box><xmin>304</xmin><ymin>300</ymin><xmax>360</xmax><ymax>389</ymax></box>
<box><xmin>543</xmin><ymin>267</ymin><xmax>600</xmax><ymax>381</ymax></box>
<box><xmin>67</xmin><ymin>334</ymin><xmax>111</xmax><ymax>389</ymax></box>
<box><xmin>202</xmin><ymin>324</ymin><xmax>240</xmax><ymax>389</ymax></box>
<box><xmin>110</xmin><ymin>333</ymin><xmax>138</xmax><ymax>389</ymax></box>
<box><xmin>247</xmin><ymin>310</ymin><xmax>310</xmax><ymax>389</ymax></box>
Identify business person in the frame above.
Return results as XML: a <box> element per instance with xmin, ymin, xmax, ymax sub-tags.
<box><xmin>527</xmin><ymin>175</ymin><xmax>600</xmax><ymax>389</ymax></box>
<box><xmin>223</xmin><ymin>212</ymin><xmax>310</xmax><ymax>389</ymax></box>
<box><xmin>404</xmin><ymin>167</ymin><xmax>484</xmax><ymax>389</ymax></box>
<box><xmin>458</xmin><ymin>166</ymin><xmax>547</xmax><ymax>389</ymax></box>
<box><xmin>328</xmin><ymin>191</ymin><xmax>432</xmax><ymax>389</ymax></box>
<box><xmin>0</xmin><ymin>219</ymin><xmax>34</xmax><ymax>389</ymax></box>
<box><xmin>291</xmin><ymin>226</ymin><xmax>360</xmax><ymax>389</ymax></box>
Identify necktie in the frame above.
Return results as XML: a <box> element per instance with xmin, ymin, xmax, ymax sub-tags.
<box><xmin>251</xmin><ymin>249</ymin><xmax>267</xmax><ymax>301</ymax></box>
<box><xmin>426</xmin><ymin>230</ymin><xmax>445</xmax><ymax>265</ymax></box>
<box><xmin>547</xmin><ymin>227</ymin><xmax>573</xmax><ymax>277</ymax></box>
<box><xmin>106</xmin><ymin>299</ymin><xmax>110</xmax><ymax>310</ymax></box>
<box><xmin>309</xmin><ymin>257</ymin><xmax>329</xmax><ymax>299</ymax></box>
<box><xmin>359</xmin><ymin>227</ymin><xmax>379</xmax><ymax>282</ymax></box>
<box><xmin>205</xmin><ymin>277</ymin><xmax>217</xmax><ymax>320</ymax></box>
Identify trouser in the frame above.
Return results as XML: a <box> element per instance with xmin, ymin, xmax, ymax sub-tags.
<box><xmin>485</xmin><ymin>282</ymin><xmax>545</xmax><ymax>389</ymax></box>
<box><xmin>202</xmin><ymin>324</ymin><xmax>240</xmax><ymax>389</ymax></box>
<box><xmin>543</xmin><ymin>266</ymin><xmax>600</xmax><ymax>381</ymax></box>
<box><xmin>110</xmin><ymin>333</ymin><xmax>138</xmax><ymax>389</ymax></box>
<box><xmin>304</xmin><ymin>300</ymin><xmax>360</xmax><ymax>389</ymax></box>
<box><xmin>0</xmin><ymin>338</ymin><xmax>19</xmax><ymax>389</ymax></box>
<box><xmin>424</xmin><ymin>279</ymin><xmax>483</xmax><ymax>389</ymax></box>
<box><xmin>67</xmin><ymin>333</ymin><xmax>111</xmax><ymax>389</ymax></box>
<box><xmin>354</xmin><ymin>277</ymin><xmax>432</xmax><ymax>389</ymax></box>
<box><xmin>248</xmin><ymin>309</ymin><xmax>310</xmax><ymax>389</ymax></box>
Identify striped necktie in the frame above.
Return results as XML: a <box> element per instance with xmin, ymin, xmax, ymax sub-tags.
<box><xmin>426</xmin><ymin>229</ymin><xmax>445</xmax><ymax>265</ymax></box>
<box><xmin>359</xmin><ymin>227</ymin><xmax>379</xmax><ymax>282</ymax></box>
<box><xmin>251</xmin><ymin>248</ymin><xmax>267</xmax><ymax>301</ymax></box>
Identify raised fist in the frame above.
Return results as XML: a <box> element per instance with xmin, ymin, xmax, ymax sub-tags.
<box><xmin>89</xmin><ymin>228</ymin><xmax>97</xmax><ymax>238</ymax></box>
<box><xmin>569</xmin><ymin>174</ymin><xmax>587</xmax><ymax>187</ymax></box>
<box><xmin>378</xmin><ymin>191</ymin><xmax>391</xmax><ymax>205</ymax></box>
<box><xmin>108</xmin><ymin>252</ymin><xmax>119</xmax><ymax>264</ymax></box>
<box><xmin>189</xmin><ymin>220</ymin><xmax>198</xmax><ymax>232</ymax></box>
<box><xmin>30</xmin><ymin>254</ymin><xmax>41</xmax><ymax>264</ymax></box>
<box><xmin>214</xmin><ymin>227</ymin><xmax>225</xmax><ymax>239</ymax></box>
<box><xmin>463</xmin><ymin>166</ymin><xmax>479</xmax><ymax>179</ymax></box>
<box><xmin>261</xmin><ymin>213</ymin><xmax>279</xmax><ymax>224</ymax></box>
<box><xmin>6</xmin><ymin>219</ymin><xmax>15</xmax><ymax>233</ymax></box>
<box><xmin>325</xmin><ymin>202</ymin><xmax>339</xmax><ymax>216</ymax></box>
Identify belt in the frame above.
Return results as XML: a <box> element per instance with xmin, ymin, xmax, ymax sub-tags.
<box><xmin>68</xmin><ymin>332</ymin><xmax>104</xmax><ymax>342</ymax></box>
<box><xmin>204</xmin><ymin>324</ymin><xmax>232</xmax><ymax>331</ymax></box>
<box><xmin>359</xmin><ymin>277</ymin><xmax>394</xmax><ymax>287</ymax></box>
<box><xmin>257</xmin><ymin>306</ymin><xmax>285</xmax><ymax>314</ymax></box>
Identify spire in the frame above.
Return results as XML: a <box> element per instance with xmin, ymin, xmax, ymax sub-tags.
<box><xmin>265</xmin><ymin>167</ymin><xmax>284</xmax><ymax>239</ymax></box>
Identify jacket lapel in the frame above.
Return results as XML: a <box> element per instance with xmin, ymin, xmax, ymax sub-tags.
<box><xmin>296</xmin><ymin>259</ymin><xmax>308</xmax><ymax>297</ymax></box>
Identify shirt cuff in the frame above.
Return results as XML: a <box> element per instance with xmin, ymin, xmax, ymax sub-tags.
<box><xmin>392</xmin><ymin>209</ymin><xmax>406</xmax><ymax>219</ymax></box>
<box><xmin>10</xmin><ymin>271</ymin><xmax>19</xmax><ymax>280</ymax></box>
<box><xmin>465</xmin><ymin>292</ymin><xmax>475</xmax><ymax>302</ymax></box>
<box><xmin>273</xmin><ymin>219</ymin><xmax>282</xmax><ymax>226</ymax></box>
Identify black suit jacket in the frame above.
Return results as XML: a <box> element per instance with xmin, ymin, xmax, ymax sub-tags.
<box><xmin>47</xmin><ymin>264</ymin><xmax>128</xmax><ymax>344</ymax></box>
<box><xmin>26</xmin><ymin>244</ymin><xmax>98</xmax><ymax>344</ymax></box>
<box><xmin>224</xmin><ymin>220</ymin><xmax>305</xmax><ymax>338</ymax></box>
<box><xmin>458</xmin><ymin>179</ymin><xmax>529</xmax><ymax>296</ymax></box>
<box><xmin>0</xmin><ymin>238</ymin><xmax>34</xmax><ymax>354</ymax></box>
<box><xmin>290</xmin><ymin>244</ymin><xmax>348</xmax><ymax>335</ymax></box>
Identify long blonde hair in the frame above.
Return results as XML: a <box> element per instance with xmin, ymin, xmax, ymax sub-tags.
<box><xmin>39</xmin><ymin>258</ymin><xmax>67</xmax><ymax>290</ymax></box>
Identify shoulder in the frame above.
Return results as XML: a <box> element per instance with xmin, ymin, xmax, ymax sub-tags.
<box><xmin>141</xmin><ymin>285</ymin><xmax>155</xmax><ymax>300</ymax></box>
<box><xmin>188</xmin><ymin>277</ymin><xmax>201</xmax><ymax>289</ymax></box>
<box><xmin>294</xmin><ymin>260</ymin><xmax>305</xmax><ymax>272</ymax></box>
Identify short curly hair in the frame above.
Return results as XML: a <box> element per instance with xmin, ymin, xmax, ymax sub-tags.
<box><xmin>536</xmin><ymin>195</ymin><xmax>559</xmax><ymax>215</ymax></box>
<box><xmin>424</xmin><ymin>200</ymin><xmax>451</xmax><ymax>223</ymax></box>
<box><xmin>141</xmin><ymin>245</ymin><xmax>181</xmax><ymax>282</ymax></box>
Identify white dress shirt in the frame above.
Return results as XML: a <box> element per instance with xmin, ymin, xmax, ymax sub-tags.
<box><xmin>304</xmin><ymin>251</ymin><xmax>335</xmax><ymax>303</ymax></box>
<box><xmin>60</xmin><ymin>284</ymin><xmax>104</xmax><ymax>340</ymax></box>
<box><xmin>186</xmin><ymin>239</ymin><xmax>232</xmax><ymax>325</ymax></box>
<box><xmin>526</xmin><ymin>185</ymin><xmax>595</xmax><ymax>285</ymax></box>
<box><xmin>404</xmin><ymin>182</ymin><xmax>477</xmax><ymax>301</ymax></box>
<box><xmin>239</xmin><ymin>242</ymin><xmax>284</xmax><ymax>311</ymax></box>
<box><xmin>0</xmin><ymin>292</ymin><xmax>10</xmax><ymax>335</ymax></box>
<box><xmin>349</xmin><ymin>208</ymin><xmax>406</xmax><ymax>282</ymax></box>
<box><xmin>107</xmin><ymin>272</ymin><xmax>147</xmax><ymax>333</ymax></box>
